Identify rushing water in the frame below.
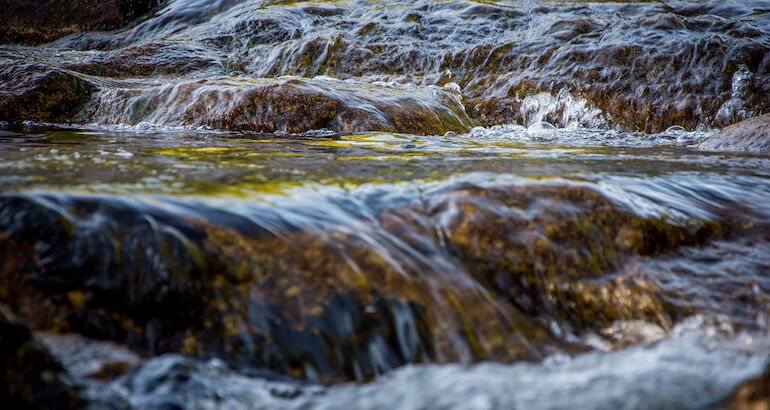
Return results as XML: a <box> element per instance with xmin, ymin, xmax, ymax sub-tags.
<box><xmin>3</xmin><ymin>121</ymin><xmax>770</xmax><ymax>408</ymax></box>
<box><xmin>1</xmin><ymin>0</ymin><xmax>770</xmax><ymax>408</ymax></box>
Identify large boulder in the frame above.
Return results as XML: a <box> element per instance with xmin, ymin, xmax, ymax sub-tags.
<box><xmin>0</xmin><ymin>184</ymin><xmax>731</xmax><ymax>383</ymax></box>
<box><xmin>699</xmin><ymin>113</ymin><xmax>770</xmax><ymax>153</ymax></box>
<box><xmin>0</xmin><ymin>0</ymin><xmax>164</xmax><ymax>45</ymax></box>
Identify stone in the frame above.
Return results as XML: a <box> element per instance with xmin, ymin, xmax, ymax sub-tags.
<box><xmin>0</xmin><ymin>306</ymin><xmax>82</xmax><ymax>409</ymax></box>
<box><xmin>699</xmin><ymin>114</ymin><xmax>770</xmax><ymax>153</ymax></box>
<box><xmin>64</xmin><ymin>41</ymin><xmax>223</xmax><ymax>78</ymax></box>
<box><xmin>0</xmin><ymin>0</ymin><xmax>164</xmax><ymax>45</ymax></box>
<box><xmin>722</xmin><ymin>364</ymin><xmax>770</xmax><ymax>410</ymax></box>
<box><xmin>0</xmin><ymin>184</ymin><xmax>728</xmax><ymax>383</ymax></box>
<box><xmin>80</xmin><ymin>76</ymin><xmax>473</xmax><ymax>135</ymax></box>
<box><xmin>0</xmin><ymin>60</ymin><xmax>96</xmax><ymax>124</ymax></box>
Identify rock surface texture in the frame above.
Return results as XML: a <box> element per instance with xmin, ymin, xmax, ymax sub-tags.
<box><xmin>0</xmin><ymin>0</ymin><xmax>768</xmax><ymax>133</ymax></box>
<box><xmin>0</xmin><ymin>60</ymin><xmax>96</xmax><ymax>123</ymax></box>
<box><xmin>0</xmin><ymin>0</ymin><xmax>164</xmax><ymax>45</ymax></box>
<box><xmin>699</xmin><ymin>113</ymin><xmax>770</xmax><ymax>153</ymax></box>
<box><xmin>0</xmin><ymin>307</ymin><xmax>81</xmax><ymax>409</ymax></box>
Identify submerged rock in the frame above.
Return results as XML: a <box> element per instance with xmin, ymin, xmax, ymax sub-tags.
<box><xmin>2</xmin><ymin>0</ymin><xmax>767</xmax><ymax>132</ymax></box>
<box><xmin>383</xmin><ymin>184</ymin><xmax>721</xmax><ymax>330</ymax></box>
<box><xmin>0</xmin><ymin>0</ymin><xmax>164</xmax><ymax>45</ymax></box>
<box><xmin>699</xmin><ymin>114</ymin><xmax>770</xmax><ymax>153</ymax></box>
<box><xmin>64</xmin><ymin>40</ymin><xmax>224</xmax><ymax>78</ymax></box>
<box><xmin>0</xmin><ymin>60</ymin><xmax>95</xmax><ymax>124</ymax></box>
<box><xmin>0</xmin><ymin>306</ymin><xmax>81</xmax><ymax>409</ymax></box>
<box><xmin>0</xmin><ymin>183</ymin><xmax>738</xmax><ymax>383</ymax></box>
<box><xmin>80</xmin><ymin>76</ymin><xmax>473</xmax><ymax>135</ymax></box>
<box><xmin>37</xmin><ymin>332</ymin><xmax>143</xmax><ymax>381</ymax></box>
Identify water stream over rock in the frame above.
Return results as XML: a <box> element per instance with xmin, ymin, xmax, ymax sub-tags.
<box><xmin>1</xmin><ymin>0</ymin><xmax>769</xmax><ymax>408</ymax></box>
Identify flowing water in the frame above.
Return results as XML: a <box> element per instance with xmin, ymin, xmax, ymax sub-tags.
<box><xmin>1</xmin><ymin>0</ymin><xmax>770</xmax><ymax>408</ymax></box>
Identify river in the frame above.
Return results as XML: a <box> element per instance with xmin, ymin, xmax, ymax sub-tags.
<box><xmin>1</xmin><ymin>0</ymin><xmax>769</xmax><ymax>409</ymax></box>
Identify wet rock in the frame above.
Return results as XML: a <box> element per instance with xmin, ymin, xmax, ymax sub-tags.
<box><xmin>0</xmin><ymin>192</ymin><xmax>561</xmax><ymax>383</ymax></box>
<box><xmin>37</xmin><ymin>332</ymin><xmax>143</xmax><ymax>381</ymax></box>
<box><xmin>722</xmin><ymin>364</ymin><xmax>770</xmax><ymax>410</ymax></box>
<box><xmin>0</xmin><ymin>183</ymin><xmax>732</xmax><ymax>383</ymax></box>
<box><xmin>80</xmin><ymin>76</ymin><xmax>473</xmax><ymax>135</ymax></box>
<box><xmin>699</xmin><ymin>114</ymin><xmax>770</xmax><ymax>153</ymax></box>
<box><xmin>65</xmin><ymin>41</ymin><xmax>224</xmax><ymax>78</ymax></box>
<box><xmin>0</xmin><ymin>306</ymin><xmax>82</xmax><ymax>409</ymax></box>
<box><xmin>386</xmin><ymin>184</ymin><xmax>721</xmax><ymax>330</ymax></box>
<box><xmin>4</xmin><ymin>0</ymin><xmax>766</xmax><ymax>132</ymax></box>
<box><xmin>0</xmin><ymin>0</ymin><xmax>165</xmax><ymax>45</ymax></box>
<box><xmin>220</xmin><ymin>0</ymin><xmax>768</xmax><ymax>132</ymax></box>
<box><xmin>545</xmin><ymin>18</ymin><xmax>602</xmax><ymax>41</ymax></box>
<box><xmin>0</xmin><ymin>60</ymin><xmax>96</xmax><ymax>124</ymax></box>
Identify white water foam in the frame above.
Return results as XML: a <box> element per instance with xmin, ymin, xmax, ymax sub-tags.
<box><xmin>519</xmin><ymin>90</ymin><xmax>607</xmax><ymax>129</ymax></box>
<box><xmin>91</xmin><ymin>324</ymin><xmax>769</xmax><ymax>410</ymax></box>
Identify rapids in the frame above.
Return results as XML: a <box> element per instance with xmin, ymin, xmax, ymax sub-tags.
<box><xmin>1</xmin><ymin>0</ymin><xmax>769</xmax><ymax>409</ymax></box>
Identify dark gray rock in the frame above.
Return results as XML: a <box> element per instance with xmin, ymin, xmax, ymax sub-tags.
<box><xmin>0</xmin><ymin>306</ymin><xmax>82</xmax><ymax>409</ymax></box>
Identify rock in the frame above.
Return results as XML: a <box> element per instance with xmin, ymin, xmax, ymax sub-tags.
<box><xmin>0</xmin><ymin>184</ymin><xmax>730</xmax><ymax>383</ymax></box>
<box><xmin>64</xmin><ymin>41</ymin><xmax>224</xmax><ymax>78</ymax></box>
<box><xmin>0</xmin><ymin>192</ymin><xmax>557</xmax><ymax>383</ymax></box>
<box><xmin>382</xmin><ymin>184</ymin><xmax>720</xmax><ymax>330</ymax></box>
<box><xmin>225</xmin><ymin>1</ymin><xmax>769</xmax><ymax>132</ymax></box>
<box><xmin>0</xmin><ymin>0</ymin><xmax>165</xmax><ymax>45</ymax></box>
<box><xmin>698</xmin><ymin>114</ymin><xmax>770</xmax><ymax>153</ymax></box>
<box><xmin>79</xmin><ymin>76</ymin><xmax>473</xmax><ymax>135</ymax></box>
<box><xmin>4</xmin><ymin>0</ymin><xmax>767</xmax><ymax>132</ymax></box>
<box><xmin>0</xmin><ymin>305</ymin><xmax>82</xmax><ymax>409</ymax></box>
<box><xmin>0</xmin><ymin>60</ymin><xmax>96</xmax><ymax>124</ymax></box>
<box><xmin>722</xmin><ymin>364</ymin><xmax>770</xmax><ymax>410</ymax></box>
<box><xmin>37</xmin><ymin>332</ymin><xmax>143</xmax><ymax>381</ymax></box>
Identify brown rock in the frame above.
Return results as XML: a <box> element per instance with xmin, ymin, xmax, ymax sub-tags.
<box><xmin>80</xmin><ymin>76</ymin><xmax>473</xmax><ymax>135</ymax></box>
<box><xmin>0</xmin><ymin>184</ymin><xmax>728</xmax><ymax>383</ymax></box>
<box><xmin>722</xmin><ymin>364</ymin><xmax>770</xmax><ymax>410</ymax></box>
<box><xmin>64</xmin><ymin>41</ymin><xmax>223</xmax><ymax>78</ymax></box>
<box><xmin>0</xmin><ymin>60</ymin><xmax>96</xmax><ymax>124</ymax></box>
<box><xmin>0</xmin><ymin>0</ymin><xmax>164</xmax><ymax>45</ymax></box>
<box><xmin>699</xmin><ymin>114</ymin><xmax>770</xmax><ymax>153</ymax></box>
